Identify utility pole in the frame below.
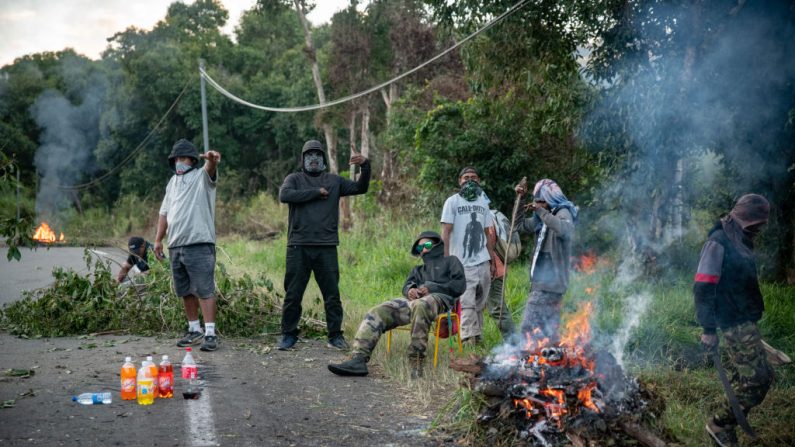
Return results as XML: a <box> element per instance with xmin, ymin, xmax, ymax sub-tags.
<box><xmin>199</xmin><ymin>59</ymin><xmax>210</xmax><ymax>152</ymax></box>
<box><xmin>16</xmin><ymin>165</ymin><xmax>20</xmax><ymax>221</ymax></box>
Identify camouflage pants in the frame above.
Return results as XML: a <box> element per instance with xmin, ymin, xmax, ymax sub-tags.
<box><xmin>519</xmin><ymin>289</ymin><xmax>563</xmax><ymax>345</ymax></box>
<box><xmin>485</xmin><ymin>276</ymin><xmax>514</xmax><ymax>338</ymax></box>
<box><xmin>714</xmin><ymin>321</ymin><xmax>774</xmax><ymax>428</ymax></box>
<box><xmin>352</xmin><ymin>295</ymin><xmax>446</xmax><ymax>360</ymax></box>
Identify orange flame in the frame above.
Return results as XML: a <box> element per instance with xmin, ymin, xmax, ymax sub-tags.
<box><xmin>575</xmin><ymin>252</ymin><xmax>598</xmax><ymax>274</ymax></box>
<box><xmin>560</xmin><ymin>302</ymin><xmax>593</xmax><ymax>349</ymax></box>
<box><xmin>577</xmin><ymin>382</ymin><xmax>600</xmax><ymax>413</ymax></box>
<box><xmin>32</xmin><ymin>222</ymin><xmax>65</xmax><ymax>243</ymax></box>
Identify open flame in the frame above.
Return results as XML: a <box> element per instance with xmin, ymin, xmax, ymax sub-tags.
<box><xmin>32</xmin><ymin>222</ymin><xmax>65</xmax><ymax>243</ymax></box>
<box><xmin>513</xmin><ymin>302</ymin><xmax>599</xmax><ymax>426</ymax></box>
<box><xmin>574</xmin><ymin>251</ymin><xmax>611</xmax><ymax>275</ymax></box>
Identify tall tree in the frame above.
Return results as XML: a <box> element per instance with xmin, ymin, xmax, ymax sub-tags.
<box><xmin>293</xmin><ymin>0</ymin><xmax>339</xmax><ymax>173</ymax></box>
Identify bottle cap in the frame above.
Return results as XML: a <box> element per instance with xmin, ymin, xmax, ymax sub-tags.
<box><xmin>71</xmin><ymin>396</ymin><xmax>77</xmax><ymax>402</ymax></box>
<box><xmin>146</xmin><ymin>355</ymin><xmax>153</xmax><ymax>361</ymax></box>
<box><xmin>186</xmin><ymin>347</ymin><xmax>192</xmax><ymax>352</ymax></box>
<box><xmin>125</xmin><ymin>356</ymin><xmax>132</xmax><ymax>362</ymax></box>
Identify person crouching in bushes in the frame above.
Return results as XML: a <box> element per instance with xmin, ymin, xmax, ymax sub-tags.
<box><xmin>328</xmin><ymin>231</ymin><xmax>465</xmax><ymax>378</ymax></box>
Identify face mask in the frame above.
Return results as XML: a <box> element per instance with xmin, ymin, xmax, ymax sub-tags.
<box><xmin>304</xmin><ymin>152</ymin><xmax>326</xmax><ymax>173</ymax></box>
<box><xmin>459</xmin><ymin>179</ymin><xmax>482</xmax><ymax>202</ymax></box>
<box><xmin>175</xmin><ymin>161</ymin><xmax>193</xmax><ymax>175</ymax></box>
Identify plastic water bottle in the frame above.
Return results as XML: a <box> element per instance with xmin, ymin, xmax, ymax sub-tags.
<box><xmin>158</xmin><ymin>355</ymin><xmax>174</xmax><ymax>398</ymax></box>
<box><xmin>137</xmin><ymin>360</ymin><xmax>155</xmax><ymax>405</ymax></box>
<box><xmin>72</xmin><ymin>392</ymin><xmax>112</xmax><ymax>405</ymax></box>
<box><xmin>120</xmin><ymin>357</ymin><xmax>137</xmax><ymax>400</ymax></box>
<box><xmin>182</xmin><ymin>347</ymin><xmax>199</xmax><ymax>398</ymax></box>
<box><xmin>181</xmin><ymin>347</ymin><xmax>198</xmax><ymax>380</ymax></box>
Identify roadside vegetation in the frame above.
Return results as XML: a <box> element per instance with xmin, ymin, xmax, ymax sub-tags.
<box><xmin>2</xmin><ymin>195</ymin><xmax>793</xmax><ymax>445</ymax></box>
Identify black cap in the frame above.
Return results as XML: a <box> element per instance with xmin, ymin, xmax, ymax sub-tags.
<box><xmin>168</xmin><ymin>139</ymin><xmax>199</xmax><ymax>170</ymax></box>
<box><xmin>128</xmin><ymin>236</ymin><xmax>145</xmax><ymax>253</ymax></box>
<box><xmin>410</xmin><ymin>230</ymin><xmax>443</xmax><ymax>257</ymax></box>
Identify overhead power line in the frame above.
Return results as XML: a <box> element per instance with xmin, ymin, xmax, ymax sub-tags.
<box><xmin>59</xmin><ymin>79</ymin><xmax>192</xmax><ymax>191</ymax></box>
<box><xmin>200</xmin><ymin>0</ymin><xmax>530</xmax><ymax>113</ymax></box>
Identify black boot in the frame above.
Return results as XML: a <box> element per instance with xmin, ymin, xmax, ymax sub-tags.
<box><xmin>328</xmin><ymin>355</ymin><xmax>369</xmax><ymax>376</ymax></box>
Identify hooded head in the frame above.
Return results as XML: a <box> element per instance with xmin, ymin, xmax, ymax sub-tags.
<box><xmin>168</xmin><ymin>139</ymin><xmax>199</xmax><ymax>171</ymax></box>
<box><xmin>532</xmin><ymin>179</ymin><xmax>578</xmax><ymax>219</ymax></box>
<box><xmin>720</xmin><ymin>194</ymin><xmax>770</xmax><ymax>255</ymax></box>
<box><xmin>302</xmin><ymin>140</ymin><xmax>328</xmax><ymax>174</ymax></box>
<box><xmin>410</xmin><ymin>230</ymin><xmax>443</xmax><ymax>258</ymax></box>
<box><xmin>729</xmin><ymin>194</ymin><xmax>770</xmax><ymax>232</ymax></box>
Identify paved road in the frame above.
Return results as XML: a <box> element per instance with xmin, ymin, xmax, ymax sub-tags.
<box><xmin>0</xmin><ymin>247</ymin><xmax>443</xmax><ymax>446</ymax></box>
<box><xmin>0</xmin><ymin>247</ymin><xmax>127</xmax><ymax>305</ymax></box>
<box><xmin>0</xmin><ymin>335</ymin><xmax>436</xmax><ymax>446</ymax></box>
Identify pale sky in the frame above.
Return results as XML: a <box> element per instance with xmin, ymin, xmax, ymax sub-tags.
<box><xmin>0</xmin><ymin>0</ymin><xmax>350</xmax><ymax>67</ymax></box>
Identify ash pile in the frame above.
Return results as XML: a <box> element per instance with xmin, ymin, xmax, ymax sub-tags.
<box><xmin>452</xmin><ymin>304</ymin><xmax>670</xmax><ymax>446</ymax></box>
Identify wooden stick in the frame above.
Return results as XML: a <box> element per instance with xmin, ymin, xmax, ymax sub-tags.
<box><xmin>498</xmin><ymin>177</ymin><xmax>527</xmax><ymax>326</ymax></box>
<box><xmin>618</xmin><ymin>420</ymin><xmax>667</xmax><ymax>447</ymax></box>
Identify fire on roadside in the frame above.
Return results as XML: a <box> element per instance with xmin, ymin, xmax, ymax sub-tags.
<box><xmin>32</xmin><ymin>222</ymin><xmax>65</xmax><ymax>243</ymax></box>
<box><xmin>513</xmin><ymin>302</ymin><xmax>599</xmax><ymax>426</ymax></box>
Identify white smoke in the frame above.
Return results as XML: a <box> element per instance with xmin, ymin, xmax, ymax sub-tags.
<box><xmin>609</xmin><ymin>291</ymin><xmax>652</xmax><ymax>367</ymax></box>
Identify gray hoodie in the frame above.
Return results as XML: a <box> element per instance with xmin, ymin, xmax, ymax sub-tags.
<box><xmin>514</xmin><ymin>197</ymin><xmax>574</xmax><ymax>294</ymax></box>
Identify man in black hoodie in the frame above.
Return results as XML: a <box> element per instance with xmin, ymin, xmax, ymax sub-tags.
<box><xmin>694</xmin><ymin>194</ymin><xmax>774</xmax><ymax>447</ymax></box>
<box><xmin>277</xmin><ymin>140</ymin><xmax>370</xmax><ymax>351</ymax></box>
<box><xmin>327</xmin><ymin>230</ymin><xmax>465</xmax><ymax>378</ymax></box>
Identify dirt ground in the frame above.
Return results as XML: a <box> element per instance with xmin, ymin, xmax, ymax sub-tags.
<box><xmin>0</xmin><ymin>334</ymin><xmax>443</xmax><ymax>446</ymax></box>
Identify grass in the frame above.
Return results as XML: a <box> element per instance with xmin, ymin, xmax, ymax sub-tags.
<box><xmin>5</xmin><ymin>193</ymin><xmax>795</xmax><ymax>445</ymax></box>
<box><xmin>219</xmin><ymin>196</ymin><xmax>795</xmax><ymax>446</ymax></box>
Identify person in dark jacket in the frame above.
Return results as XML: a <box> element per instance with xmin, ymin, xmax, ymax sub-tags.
<box><xmin>277</xmin><ymin>140</ymin><xmax>371</xmax><ymax>351</ymax></box>
<box><xmin>514</xmin><ymin>179</ymin><xmax>576</xmax><ymax>344</ymax></box>
<box><xmin>328</xmin><ymin>231</ymin><xmax>466</xmax><ymax>378</ymax></box>
<box><xmin>116</xmin><ymin>236</ymin><xmax>153</xmax><ymax>283</ymax></box>
<box><xmin>695</xmin><ymin>194</ymin><xmax>774</xmax><ymax>447</ymax></box>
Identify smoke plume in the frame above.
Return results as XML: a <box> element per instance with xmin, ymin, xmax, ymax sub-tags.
<box><xmin>31</xmin><ymin>56</ymin><xmax>107</xmax><ymax>221</ymax></box>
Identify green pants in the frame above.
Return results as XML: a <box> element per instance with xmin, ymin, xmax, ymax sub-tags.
<box><xmin>352</xmin><ymin>295</ymin><xmax>446</xmax><ymax>360</ymax></box>
<box><xmin>714</xmin><ymin>321</ymin><xmax>774</xmax><ymax>427</ymax></box>
<box><xmin>485</xmin><ymin>276</ymin><xmax>514</xmax><ymax>338</ymax></box>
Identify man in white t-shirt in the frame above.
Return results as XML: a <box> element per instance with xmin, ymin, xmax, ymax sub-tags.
<box><xmin>154</xmin><ymin>139</ymin><xmax>221</xmax><ymax>352</ymax></box>
<box><xmin>441</xmin><ymin>167</ymin><xmax>497</xmax><ymax>345</ymax></box>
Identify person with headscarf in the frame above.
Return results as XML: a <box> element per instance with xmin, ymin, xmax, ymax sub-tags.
<box><xmin>441</xmin><ymin>167</ymin><xmax>497</xmax><ymax>346</ymax></box>
<box><xmin>513</xmin><ymin>178</ymin><xmax>577</xmax><ymax>343</ymax></box>
<box><xmin>276</xmin><ymin>140</ymin><xmax>371</xmax><ymax>351</ymax></box>
<box><xmin>694</xmin><ymin>194</ymin><xmax>774</xmax><ymax>447</ymax></box>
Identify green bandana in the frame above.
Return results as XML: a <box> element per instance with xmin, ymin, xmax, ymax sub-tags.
<box><xmin>459</xmin><ymin>180</ymin><xmax>482</xmax><ymax>202</ymax></box>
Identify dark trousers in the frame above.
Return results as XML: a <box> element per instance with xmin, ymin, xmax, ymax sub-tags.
<box><xmin>282</xmin><ymin>245</ymin><xmax>342</xmax><ymax>338</ymax></box>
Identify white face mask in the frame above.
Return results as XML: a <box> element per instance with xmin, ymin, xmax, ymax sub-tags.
<box><xmin>175</xmin><ymin>161</ymin><xmax>193</xmax><ymax>175</ymax></box>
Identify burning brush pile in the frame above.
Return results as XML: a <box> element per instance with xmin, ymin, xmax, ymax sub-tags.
<box><xmin>452</xmin><ymin>303</ymin><xmax>669</xmax><ymax>446</ymax></box>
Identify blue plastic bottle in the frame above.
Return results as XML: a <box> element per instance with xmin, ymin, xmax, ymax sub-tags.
<box><xmin>72</xmin><ymin>392</ymin><xmax>112</xmax><ymax>405</ymax></box>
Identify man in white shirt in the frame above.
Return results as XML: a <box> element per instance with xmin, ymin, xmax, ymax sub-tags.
<box><xmin>440</xmin><ymin>167</ymin><xmax>497</xmax><ymax>345</ymax></box>
<box><xmin>154</xmin><ymin>139</ymin><xmax>221</xmax><ymax>352</ymax></box>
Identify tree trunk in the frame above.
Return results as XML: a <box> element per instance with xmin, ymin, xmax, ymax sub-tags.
<box><xmin>360</xmin><ymin>104</ymin><xmax>370</xmax><ymax>160</ymax></box>
<box><xmin>669</xmin><ymin>0</ymin><xmax>702</xmax><ymax>242</ymax></box>
<box><xmin>293</xmin><ymin>0</ymin><xmax>338</xmax><ymax>173</ymax></box>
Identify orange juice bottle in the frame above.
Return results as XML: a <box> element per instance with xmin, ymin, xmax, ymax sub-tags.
<box><xmin>158</xmin><ymin>355</ymin><xmax>173</xmax><ymax>398</ymax></box>
<box><xmin>120</xmin><ymin>357</ymin><xmax>137</xmax><ymax>400</ymax></box>
<box><xmin>145</xmin><ymin>356</ymin><xmax>159</xmax><ymax>399</ymax></box>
